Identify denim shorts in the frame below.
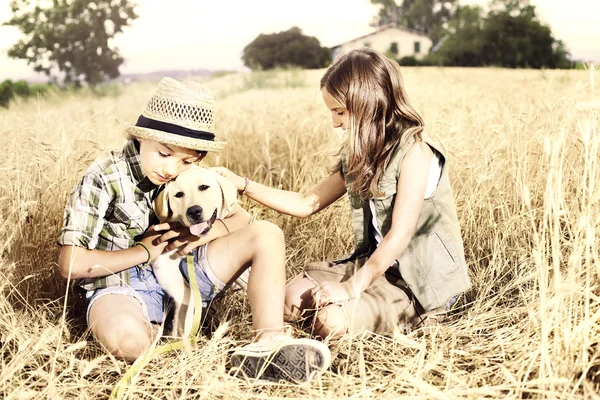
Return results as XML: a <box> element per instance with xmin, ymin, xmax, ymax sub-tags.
<box><xmin>85</xmin><ymin>244</ymin><xmax>226</xmax><ymax>325</ymax></box>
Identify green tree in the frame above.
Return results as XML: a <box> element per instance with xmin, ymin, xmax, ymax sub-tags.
<box><xmin>429</xmin><ymin>0</ymin><xmax>571</xmax><ymax>68</ymax></box>
<box><xmin>0</xmin><ymin>80</ymin><xmax>15</xmax><ymax>108</ymax></box>
<box><xmin>481</xmin><ymin>0</ymin><xmax>571</xmax><ymax>68</ymax></box>
<box><xmin>370</xmin><ymin>0</ymin><xmax>458</xmax><ymax>44</ymax></box>
<box><xmin>4</xmin><ymin>0</ymin><xmax>138</xmax><ymax>87</ymax></box>
<box><xmin>242</xmin><ymin>27</ymin><xmax>331</xmax><ymax>70</ymax></box>
<box><xmin>433</xmin><ymin>5</ymin><xmax>485</xmax><ymax>66</ymax></box>
<box><xmin>0</xmin><ymin>79</ymin><xmax>50</xmax><ymax>108</ymax></box>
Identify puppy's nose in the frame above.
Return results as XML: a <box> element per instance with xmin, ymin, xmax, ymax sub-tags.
<box><xmin>186</xmin><ymin>205</ymin><xmax>203</xmax><ymax>223</ymax></box>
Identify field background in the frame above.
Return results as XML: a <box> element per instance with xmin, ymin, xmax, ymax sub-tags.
<box><xmin>1</xmin><ymin>66</ymin><xmax>599</xmax><ymax>399</ymax></box>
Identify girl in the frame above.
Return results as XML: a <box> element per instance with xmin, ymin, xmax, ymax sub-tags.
<box><xmin>57</xmin><ymin>78</ymin><xmax>330</xmax><ymax>383</ymax></box>
<box><xmin>214</xmin><ymin>48</ymin><xmax>471</xmax><ymax>338</ymax></box>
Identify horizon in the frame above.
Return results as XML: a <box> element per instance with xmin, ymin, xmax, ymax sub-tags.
<box><xmin>1</xmin><ymin>0</ymin><xmax>599</xmax><ymax>82</ymax></box>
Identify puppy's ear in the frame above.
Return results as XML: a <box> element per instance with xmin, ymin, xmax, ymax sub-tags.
<box><xmin>212</xmin><ymin>170</ymin><xmax>238</xmax><ymax>218</ymax></box>
<box><xmin>153</xmin><ymin>184</ymin><xmax>172</xmax><ymax>222</ymax></box>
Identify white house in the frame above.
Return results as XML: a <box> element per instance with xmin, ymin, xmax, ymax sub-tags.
<box><xmin>331</xmin><ymin>24</ymin><xmax>432</xmax><ymax>60</ymax></box>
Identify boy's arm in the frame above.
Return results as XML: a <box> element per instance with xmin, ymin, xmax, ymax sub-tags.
<box><xmin>155</xmin><ymin>204</ymin><xmax>253</xmax><ymax>255</ymax></box>
<box><xmin>58</xmin><ymin>170</ymin><xmax>174</xmax><ymax>280</ymax></box>
<box><xmin>58</xmin><ymin>245</ymin><xmax>148</xmax><ymax>279</ymax></box>
<box><xmin>58</xmin><ymin>225</ymin><xmax>171</xmax><ymax>279</ymax></box>
<box><xmin>212</xmin><ymin>167</ymin><xmax>347</xmax><ymax>218</ymax></box>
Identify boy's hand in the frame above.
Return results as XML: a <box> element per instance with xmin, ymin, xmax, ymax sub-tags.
<box><xmin>153</xmin><ymin>222</ymin><xmax>211</xmax><ymax>256</ymax></box>
<box><xmin>138</xmin><ymin>225</ymin><xmax>172</xmax><ymax>261</ymax></box>
<box><xmin>211</xmin><ymin>167</ymin><xmax>245</xmax><ymax>192</ymax></box>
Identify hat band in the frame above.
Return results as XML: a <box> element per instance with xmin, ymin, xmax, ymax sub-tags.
<box><xmin>135</xmin><ymin>115</ymin><xmax>215</xmax><ymax>141</ymax></box>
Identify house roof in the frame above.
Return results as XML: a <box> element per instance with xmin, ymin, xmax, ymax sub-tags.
<box><xmin>331</xmin><ymin>24</ymin><xmax>431</xmax><ymax>49</ymax></box>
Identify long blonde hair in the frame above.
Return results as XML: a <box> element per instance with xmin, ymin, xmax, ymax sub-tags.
<box><xmin>321</xmin><ymin>48</ymin><xmax>424</xmax><ymax>199</ymax></box>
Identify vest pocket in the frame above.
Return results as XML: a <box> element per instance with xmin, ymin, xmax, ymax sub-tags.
<box><xmin>431</xmin><ymin>231</ymin><xmax>459</xmax><ymax>276</ymax></box>
<box><xmin>373</xmin><ymin>180</ymin><xmax>397</xmax><ymax>200</ymax></box>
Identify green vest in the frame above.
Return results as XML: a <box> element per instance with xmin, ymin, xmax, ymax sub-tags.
<box><xmin>341</xmin><ymin>133</ymin><xmax>471</xmax><ymax>312</ymax></box>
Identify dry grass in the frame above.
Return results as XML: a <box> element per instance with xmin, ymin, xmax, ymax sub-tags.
<box><xmin>1</xmin><ymin>66</ymin><xmax>599</xmax><ymax>399</ymax></box>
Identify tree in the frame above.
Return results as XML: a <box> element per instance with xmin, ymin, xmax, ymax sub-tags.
<box><xmin>480</xmin><ymin>0</ymin><xmax>571</xmax><ymax>68</ymax></box>
<box><xmin>0</xmin><ymin>80</ymin><xmax>15</xmax><ymax>108</ymax></box>
<box><xmin>428</xmin><ymin>0</ymin><xmax>572</xmax><ymax>68</ymax></box>
<box><xmin>0</xmin><ymin>79</ymin><xmax>51</xmax><ymax>108</ymax></box>
<box><xmin>242</xmin><ymin>27</ymin><xmax>331</xmax><ymax>70</ymax></box>
<box><xmin>370</xmin><ymin>0</ymin><xmax>458</xmax><ymax>44</ymax></box>
<box><xmin>4</xmin><ymin>0</ymin><xmax>138</xmax><ymax>87</ymax></box>
<box><xmin>433</xmin><ymin>5</ymin><xmax>485</xmax><ymax>66</ymax></box>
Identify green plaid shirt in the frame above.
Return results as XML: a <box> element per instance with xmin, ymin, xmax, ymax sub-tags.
<box><xmin>58</xmin><ymin>140</ymin><xmax>160</xmax><ymax>291</ymax></box>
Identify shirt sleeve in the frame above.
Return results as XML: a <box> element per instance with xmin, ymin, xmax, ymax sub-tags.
<box><xmin>57</xmin><ymin>172</ymin><xmax>111</xmax><ymax>249</ymax></box>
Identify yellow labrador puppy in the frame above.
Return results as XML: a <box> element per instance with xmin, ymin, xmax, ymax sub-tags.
<box><xmin>152</xmin><ymin>165</ymin><xmax>238</xmax><ymax>336</ymax></box>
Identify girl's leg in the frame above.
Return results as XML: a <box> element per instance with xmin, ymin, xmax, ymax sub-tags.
<box><xmin>88</xmin><ymin>294</ymin><xmax>152</xmax><ymax>362</ymax></box>
<box><xmin>313</xmin><ymin>272</ymin><xmax>418</xmax><ymax>339</ymax></box>
<box><xmin>314</xmin><ymin>304</ymin><xmax>349</xmax><ymax>339</ymax></box>
<box><xmin>284</xmin><ymin>275</ymin><xmax>317</xmax><ymax>321</ymax></box>
<box><xmin>206</xmin><ymin>220</ymin><xmax>286</xmax><ymax>339</ymax></box>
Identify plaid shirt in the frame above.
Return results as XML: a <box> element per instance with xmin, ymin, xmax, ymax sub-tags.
<box><xmin>58</xmin><ymin>140</ymin><xmax>160</xmax><ymax>291</ymax></box>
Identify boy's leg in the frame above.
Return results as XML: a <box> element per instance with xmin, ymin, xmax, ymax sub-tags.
<box><xmin>205</xmin><ymin>220</ymin><xmax>286</xmax><ymax>338</ymax></box>
<box><xmin>204</xmin><ymin>220</ymin><xmax>331</xmax><ymax>383</ymax></box>
<box><xmin>88</xmin><ymin>294</ymin><xmax>152</xmax><ymax>362</ymax></box>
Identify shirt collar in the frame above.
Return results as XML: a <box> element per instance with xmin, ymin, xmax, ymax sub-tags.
<box><xmin>124</xmin><ymin>140</ymin><xmax>157</xmax><ymax>193</ymax></box>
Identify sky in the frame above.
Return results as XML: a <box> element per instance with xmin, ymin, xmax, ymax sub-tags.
<box><xmin>0</xmin><ymin>0</ymin><xmax>599</xmax><ymax>81</ymax></box>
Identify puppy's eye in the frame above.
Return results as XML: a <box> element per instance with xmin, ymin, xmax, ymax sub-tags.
<box><xmin>198</xmin><ymin>185</ymin><xmax>209</xmax><ymax>191</ymax></box>
<box><xmin>174</xmin><ymin>192</ymin><xmax>184</xmax><ymax>198</ymax></box>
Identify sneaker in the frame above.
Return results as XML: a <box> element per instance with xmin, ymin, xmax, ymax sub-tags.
<box><xmin>230</xmin><ymin>336</ymin><xmax>331</xmax><ymax>384</ymax></box>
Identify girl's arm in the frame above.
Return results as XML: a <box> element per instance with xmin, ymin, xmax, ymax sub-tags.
<box><xmin>314</xmin><ymin>141</ymin><xmax>433</xmax><ymax>302</ymax></box>
<box><xmin>212</xmin><ymin>167</ymin><xmax>347</xmax><ymax>218</ymax></box>
<box><xmin>57</xmin><ymin>224</ymin><xmax>171</xmax><ymax>280</ymax></box>
<box><xmin>346</xmin><ymin>141</ymin><xmax>434</xmax><ymax>295</ymax></box>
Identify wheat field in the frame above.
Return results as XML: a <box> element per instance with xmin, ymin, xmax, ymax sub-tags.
<box><xmin>0</xmin><ymin>66</ymin><xmax>598</xmax><ymax>399</ymax></box>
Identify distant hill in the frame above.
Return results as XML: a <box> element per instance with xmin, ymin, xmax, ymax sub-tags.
<box><xmin>7</xmin><ymin>68</ymin><xmax>227</xmax><ymax>85</ymax></box>
<box><xmin>116</xmin><ymin>68</ymin><xmax>216</xmax><ymax>83</ymax></box>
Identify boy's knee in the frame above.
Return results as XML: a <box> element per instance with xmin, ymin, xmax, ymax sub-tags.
<box><xmin>314</xmin><ymin>304</ymin><xmax>348</xmax><ymax>339</ymax></box>
<box><xmin>115</xmin><ymin>334</ymin><xmax>151</xmax><ymax>362</ymax></box>
<box><xmin>92</xmin><ymin>316</ymin><xmax>152</xmax><ymax>361</ymax></box>
<box><xmin>251</xmin><ymin>220</ymin><xmax>284</xmax><ymax>238</ymax></box>
<box><xmin>249</xmin><ymin>220</ymin><xmax>284</xmax><ymax>249</ymax></box>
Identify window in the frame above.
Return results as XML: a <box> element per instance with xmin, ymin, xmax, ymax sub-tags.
<box><xmin>390</xmin><ymin>42</ymin><xmax>398</xmax><ymax>55</ymax></box>
<box><xmin>414</xmin><ymin>41</ymin><xmax>421</xmax><ymax>53</ymax></box>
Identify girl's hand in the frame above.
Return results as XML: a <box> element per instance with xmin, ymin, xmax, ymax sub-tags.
<box><xmin>210</xmin><ymin>167</ymin><xmax>245</xmax><ymax>192</ymax></box>
<box><xmin>311</xmin><ymin>281</ymin><xmax>355</xmax><ymax>305</ymax></box>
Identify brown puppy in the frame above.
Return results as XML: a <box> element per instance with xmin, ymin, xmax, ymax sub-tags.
<box><xmin>152</xmin><ymin>165</ymin><xmax>237</xmax><ymax>336</ymax></box>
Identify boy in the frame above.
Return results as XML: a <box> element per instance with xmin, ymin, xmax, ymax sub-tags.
<box><xmin>57</xmin><ymin>77</ymin><xmax>330</xmax><ymax>383</ymax></box>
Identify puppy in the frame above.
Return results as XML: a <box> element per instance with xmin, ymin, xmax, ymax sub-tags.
<box><xmin>151</xmin><ymin>165</ymin><xmax>238</xmax><ymax>337</ymax></box>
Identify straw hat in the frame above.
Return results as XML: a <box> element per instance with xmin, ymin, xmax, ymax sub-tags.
<box><xmin>126</xmin><ymin>77</ymin><xmax>226</xmax><ymax>152</ymax></box>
